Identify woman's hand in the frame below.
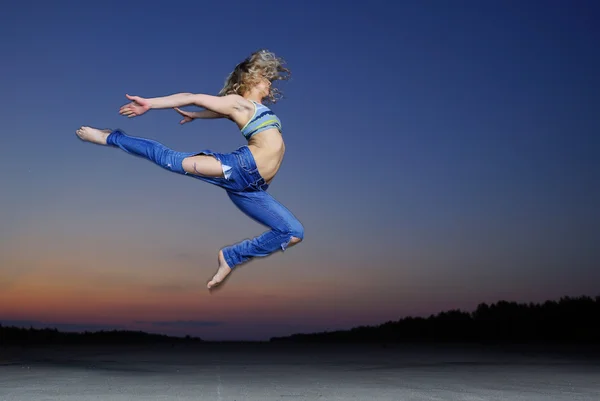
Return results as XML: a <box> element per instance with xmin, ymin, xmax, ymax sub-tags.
<box><xmin>174</xmin><ymin>107</ymin><xmax>196</xmax><ymax>124</ymax></box>
<box><xmin>119</xmin><ymin>94</ymin><xmax>151</xmax><ymax>118</ymax></box>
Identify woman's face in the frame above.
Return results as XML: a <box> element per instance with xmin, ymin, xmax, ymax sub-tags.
<box><xmin>254</xmin><ymin>75</ymin><xmax>271</xmax><ymax>97</ymax></box>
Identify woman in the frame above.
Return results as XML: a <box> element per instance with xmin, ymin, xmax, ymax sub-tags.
<box><xmin>76</xmin><ymin>49</ymin><xmax>304</xmax><ymax>290</ymax></box>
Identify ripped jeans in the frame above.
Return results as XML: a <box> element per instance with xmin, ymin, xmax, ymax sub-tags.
<box><xmin>106</xmin><ymin>129</ymin><xmax>304</xmax><ymax>269</ymax></box>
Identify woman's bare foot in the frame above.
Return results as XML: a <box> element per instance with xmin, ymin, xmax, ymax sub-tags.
<box><xmin>207</xmin><ymin>250</ymin><xmax>232</xmax><ymax>290</ymax></box>
<box><xmin>76</xmin><ymin>126</ymin><xmax>112</xmax><ymax>145</ymax></box>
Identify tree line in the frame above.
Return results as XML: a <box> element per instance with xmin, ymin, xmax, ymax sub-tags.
<box><xmin>270</xmin><ymin>295</ymin><xmax>600</xmax><ymax>344</ymax></box>
<box><xmin>2</xmin><ymin>295</ymin><xmax>598</xmax><ymax>346</ymax></box>
<box><xmin>0</xmin><ymin>326</ymin><xmax>203</xmax><ymax>346</ymax></box>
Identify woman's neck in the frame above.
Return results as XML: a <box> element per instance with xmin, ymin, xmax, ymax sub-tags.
<box><xmin>243</xmin><ymin>90</ymin><xmax>264</xmax><ymax>104</ymax></box>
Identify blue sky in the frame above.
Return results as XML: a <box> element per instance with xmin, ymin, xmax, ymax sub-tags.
<box><xmin>0</xmin><ymin>0</ymin><xmax>598</xmax><ymax>340</ymax></box>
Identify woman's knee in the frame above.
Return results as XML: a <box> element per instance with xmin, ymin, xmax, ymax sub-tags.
<box><xmin>289</xmin><ymin>236</ymin><xmax>302</xmax><ymax>246</ymax></box>
<box><xmin>288</xmin><ymin>219</ymin><xmax>304</xmax><ymax>245</ymax></box>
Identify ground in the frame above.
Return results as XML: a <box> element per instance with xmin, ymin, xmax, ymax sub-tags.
<box><xmin>1</xmin><ymin>342</ymin><xmax>599</xmax><ymax>400</ymax></box>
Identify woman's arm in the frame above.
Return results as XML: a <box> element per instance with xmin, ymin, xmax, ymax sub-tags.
<box><xmin>147</xmin><ymin>93</ymin><xmax>243</xmax><ymax>116</ymax></box>
<box><xmin>182</xmin><ymin>109</ymin><xmax>227</xmax><ymax>119</ymax></box>
<box><xmin>119</xmin><ymin>93</ymin><xmax>248</xmax><ymax>119</ymax></box>
<box><xmin>174</xmin><ymin>107</ymin><xmax>227</xmax><ymax>124</ymax></box>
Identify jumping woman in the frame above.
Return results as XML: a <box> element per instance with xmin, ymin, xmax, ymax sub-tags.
<box><xmin>76</xmin><ymin>49</ymin><xmax>304</xmax><ymax>290</ymax></box>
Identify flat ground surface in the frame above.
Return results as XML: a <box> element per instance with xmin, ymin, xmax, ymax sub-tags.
<box><xmin>0</xmin><ymin>342</ymin><xmax>599</xmax><ymax>400</ymax></box>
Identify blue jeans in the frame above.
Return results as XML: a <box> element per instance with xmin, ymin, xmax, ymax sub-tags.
<box><xmin>106</xmin><ymin>129</ymin><xmax>304</xmax><ymax>269</ymax></box>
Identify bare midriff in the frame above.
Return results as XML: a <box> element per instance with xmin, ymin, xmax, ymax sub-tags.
<box><xmin>247</xmin><ymin>128</ymin><xmax>285</xmax><ymax>185</ymax></box>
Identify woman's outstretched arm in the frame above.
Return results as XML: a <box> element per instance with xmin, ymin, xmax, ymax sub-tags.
<box><xmin>120</xmin><ymin>93</ymin><xmax>247</xmax><ymax>119</ymax></box>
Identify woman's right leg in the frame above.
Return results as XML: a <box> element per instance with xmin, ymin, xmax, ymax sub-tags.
<box><xmin>206</xmin><ymin>189</ymin><xmax>304</xmax><ymax>289</ymax></box>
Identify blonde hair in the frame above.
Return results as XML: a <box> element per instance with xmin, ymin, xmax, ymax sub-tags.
<box><xmin>219</xmin><ymin>49</ymin><xmax>291</xmax><ymax>103</ymax></box>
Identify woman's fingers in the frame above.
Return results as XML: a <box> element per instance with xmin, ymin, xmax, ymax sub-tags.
<box><xmin>119</xmin><ymin>108</ymin><xmax>137</xmax><ymax>117</ymax></box>
<box><xmin>174</xmin><ymin>107</ymin><xmax>190</xmax><ymax>117</ymax></box>
<box><xmin>125</xmin><ymin>94</ymin><xmax>141</xmax><ymax>102</ymax></box>
<box><xmin>119</xmin><ymin>104</ymin><xmax>135</xmax><ymax>114</ymax></box>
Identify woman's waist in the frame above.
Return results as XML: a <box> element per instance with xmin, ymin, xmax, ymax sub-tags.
<box><xmin>246</xmin><ymin>142</ymin><xmax>285</xmax><ymax>184</ymax></box>
<box><xmin>247</xmin><ymin>131</ymin><xmax>285</xmax><ymax>161</ymax></box>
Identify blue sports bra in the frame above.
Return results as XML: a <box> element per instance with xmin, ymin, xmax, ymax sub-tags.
<box><xmin>240</xmin><ymin>100</ymin><xmax>282</xmax><ymax>140</ymax></box>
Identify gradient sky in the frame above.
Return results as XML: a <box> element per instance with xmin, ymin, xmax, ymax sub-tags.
<box><xmin>1</xmin><ymin>0</ymin><xmax>599</xmax><ymax>341</ymax></box>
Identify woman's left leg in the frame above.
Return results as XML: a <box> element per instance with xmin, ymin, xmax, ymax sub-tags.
<box><xmin>76</xmin><ymin>126</ymin><xmax>234</xmax><ymax>184</ymax></box>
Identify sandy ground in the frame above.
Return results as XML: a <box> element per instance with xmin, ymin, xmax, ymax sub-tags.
<box><xmin>0</xmin><ymin>342</ymin><xmax>599</xmax><ymax>400</ymax></box>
